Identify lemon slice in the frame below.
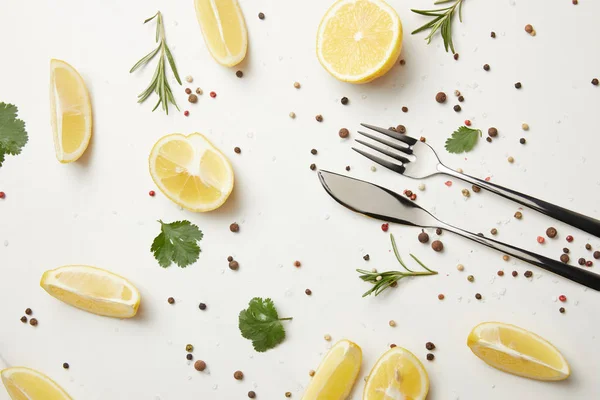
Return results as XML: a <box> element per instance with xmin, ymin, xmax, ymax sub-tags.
<box><xmin>49</xmin><ymin>59</ymin><xmax>92</xmax><ymax>163</ymax></box>
<box><xmin>194</xmin><ymin>0</ymin><xmax>248</xmax><ymax>66</ymax></box>
<box><xmin>302</xmin><ymin>340</ymin><xmax>362</xmax><ymax>400</ymax></box>
<box><xmin>467</xmin><ymin>322</ymin><xmax>570</xmax><ymax>381</ymax></box>
<box><xmin>364</xmin><ymin>347</ymin><xmax>429</xmax><ymax>400</ymax></box>
<box><xmin>40</xmin><ymin>265</ymin><xmax>140</xmax><ymax>318</ymax></box>
<box><xmin>149</xmin><ymin>133</ymin><xmax>234</xmax><ymax>212</ymax></box>
<box><xmin>2</xmin><ymin>367</ymin><xmax>72</xmax><ymax>400</ymax></box>
<box><xmin>316</xmin><ymin>0</ymin><xmax>403</xmax><ymax>84</ymax></box>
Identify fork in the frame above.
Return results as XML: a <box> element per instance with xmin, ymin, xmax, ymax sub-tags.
<box><xmin>354</xmin><ymin>123</ymin><xmax>600</xmax><ymax>237</ymax></box>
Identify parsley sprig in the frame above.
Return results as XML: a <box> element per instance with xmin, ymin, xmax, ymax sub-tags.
<box><xmin>357</xmin><ymin>234</ymin><xmax>437</xmax><ymax>297</ymax></box>
<box><xmin>239</xmin><ymin>298</ymin><xmax>292</xmax><ymax>352</ymax></box>
<box><xmin>411</xmin><ymin>0</ymin><xmax>465</xmax><ymax>54</ymax></box>
<box><xmin>130</xmin><ymin>11</ymin><xmax>181</xmax><ymax>114</ymax></box>
<box><xmin>445</xmin><ymin>126</ymin><xmax>482</xmax><ymax>154</ymax></box>
<box><xmin>0</xmin><ymin>102</ymin><xmax>28</xmax><ymax>167</ymax></box>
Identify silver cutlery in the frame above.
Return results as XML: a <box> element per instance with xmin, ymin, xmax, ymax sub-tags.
<box><xmin>354</xmin><ymin>123</ymin><xmax>600</xmax><ymax>237</ymax></box>
<box><xmin>318</xmin><ymin>170</ymin><xmax>600</xmax><ymax>291</ymax></box>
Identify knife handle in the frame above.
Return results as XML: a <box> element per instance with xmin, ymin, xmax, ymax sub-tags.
<box><xmin>437</xmin><ymin>163</ymin><xmax>600</xmax><ymax>238</ymax></box>
<box><xmin>439</xmin><ymin>222</ymin><xmax>600</xmax><ymax>291</ymax></box>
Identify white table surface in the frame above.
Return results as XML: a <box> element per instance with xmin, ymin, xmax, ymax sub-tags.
<box><xmin>1</xmin><ymin>0</ymin><xmax>599</xmax><ymax>399</ymax></box>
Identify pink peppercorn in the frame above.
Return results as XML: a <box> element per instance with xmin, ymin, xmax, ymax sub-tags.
<box><xmin>210</xmin><ymin>91</ymin><xmax>217</xmax><ymax>98</ymax></box>
<box><xmin>559</xmin><ymin>295</ymin><xmax>567</xmax><ymax>302</ymax></box>
<box><xmin>184</xmin><ymin>111</ymin><xmax>190</xmax><ymax>116</ymax></box>
<box><xmin>381</xmin><ymin>223</ymin><xmax>389</xmax><ymax>232</ymax></box>
<box><xmin>586</xmin><ymin>260</ymin><xmax>593</xmax><ymax>267</ymax></box>
<box><xmin>149</xmin><ymin>190</ymin><xmax>155</xmax><ymax>197</ymax></box>
<box><xmin>444</xmin><ymin>181</ymin><xmax>453</xmax><ymax>187</ymax></box>
<box><xmin>537</xmin><ymin>236</ymin><xmax>545</xmax><ymax>244</ymax></box>
<box><xmin>410</xmin><ymin>194</ymin><xmax>417</xmax><ymax>201</ymax></box>
<box><xmin>464</xmin><ymin>120</ymin><xmax>472</xmax><ymax>126</ymax></box>
<box><xmin>566</xmin><ymin>235</ymin><xmax>574</xmax><ymax>242</ymax></box>
<box><xmin>0</xmin><ymin>191</ymin><xmax>5</xmax><ymax>199</ymax></box>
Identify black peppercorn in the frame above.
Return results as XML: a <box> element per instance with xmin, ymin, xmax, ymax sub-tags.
<box><xmin>488</xmin><ymin>127</ymin><xmax>498</xmax><ymax>137</ymax></box>
<box><xmin>315</xmin><ymin>115</ymin><xmax>323</xmax><ymax>122</ymax></box>
<box><xmin>515</xmin><ymin>82</ymin><xmax>522</xmax><ymax>89</ymax></box>
<box><xmin>592</xmin><ymin>78</ymin><xmax>599</xmax><ymax>86</ymax></box>
<box><xmin>524</xmin><ymin>270</ymin><xmax>533</xmax><ymax>278</ymax></box>
<box><xmin>435</xmin><ymin>92</ymin><xmax>447</xmax><ymax>103</ymax></box>
<box><xmin>560</xmin><ymin>254</ymin><xmax>570</xmax><ymax>263</ymax></box>
<box><xmin>491</xmin><ymin>31</ymin><xmax>496</xmax><ymax>38</ymax></box>
<box><xmin>168</xmin><ymin>297</ymin><xmax>175</xmax><ymax>304</ymax></box>
<box><xmin>519</xmin><ymin>138</ymin><xmax>526</xmax><ymax>144</ymax></box>
<box><xmin>490</xmin><ymin>228</ymin><xmax>498</xmax><ymax>235</ymax></box>
<box><xmin>578</xmin><ymin>258</ymin><xmax>586</xmax><ymax>265</ymax></box>
<box><xmin>546</xmin><ymin>227</ymin><xmax>557</xmax><ymax>238</ymax></box>
<box><xmin>341</xmin><ymin>97</ymin><xmax>349</xmax><ymax>105</ymax></box>
<box><xmin>29</xmin><ymin>318</ymin><xmax>38</xmax><ymax>326</ymax></box>
<box><xmin>563</xmin><ymin>247</ymin><xmax>570</xmax><ymax>253</ymax></box>
<box><xmin>310</xmin><ymin>148</ymin><xmax>317</xmax><ymax>155</ymax></box>
<box><xmin>345</xmin><ymin>166</ymin><xmax>350</xmax><ymax>171</ymax></box>
<box><xmin>186</xmin><ymin>354</ymin><xmax>193</xmax><ymax>361</ymax></box>
<box><xmin>310</xmin><ymin>163</ymin><xmax>316</xmax><ymax>171</ymax></box>
<box><xmin>20</xmin><ymin>316</ymin><xmax>27</xmax><ymax>323</ymax></box>
<box><xmin>436</xmin><ymin>228</ymin><xmax>442</xmax><ymax>235</ymax></box>
<box><xmin>453</xmin><ymin>105</ymin><xmax>461</xmax><ymax>112</ymax></box>
<box><xmin>483</xmin><ymin>64</ymin><xmax>490</xmax><ymax>71</ymax></box>
<box><xmin>426</xmin><ymin>353</ymin><xmax>435</xmax><ymax>361</ymax></box>
<box><xmin>363</xmin><ymin>254</ymin><xmax>370</xmax><ymax>261</ymax></box>
<box><xmin>227</xmin><ymin>256</ymin><xmax>233</xmax><ymax>262</ymax></box>
<box><xmin>594</xmin><ymin>251</ymin><xmax>600</xmax><ymax>259</ymax></box>
<box><xmin>559</xmin><ymin>307</ymin><xmax>565</xmax><ymax>314</ymax></box>
<box><xmin>199</xmin><ymin>303</ymin><xmax>207</xmax><ymax>310</ymax></box>
<box><xmin>234</xmin><ymin>147</ymin><xmax>241</xmax><ymax>154</ymax></box>
<box><xmin>453</xmin><ymin>53</ymin><xmax>459</xmax><ymax>60</ymax></box>
<box><xmin>486</xmin><ymin>137</ymin><xmax>492</xmax><ymax>143</ymax></box>
<box><xmin>585</xmin><ymin>243</ymin><xmax>592</xmax><ymax>250</ymax></box>
<box><xmin>402</xmin><ymin>106</ymin><xmax>408</xmax><ymax>112</ymax></box>
<box><xmin>472</xmin><ymin>185</ymin><xmax>481</xmax><ymax>193</ymax></box>
<box><xmin>432</xmin><ymin>240</ymin><xmax>443</xmax><ymax>252</ymax></box>
<box><xmin>234</xmin><ymin>370</ymin><xmax>244</xmax><ymax>380</ymax></box>
<box><xmin>63</xmin><ymin>363</ymin><xmax>69</xmax><ymax>369</ymax></box>
<box><xmin>258</xmin><ymin>12</ymin><xmax>265</xmax><ymax>19</ymax></box>
<box><xmin>475</xmin><ymin>293</ymin><xmax>482</xmax><ymax>300</ymax></box>
<box><xmin>497</xmin><ymin>270</ymin><xmax>504</xmax><ymax>276</ymax></box>
<box><xmin>512</xmin><ymin>271</ymin><xmax>518</xmax><ymax>277</ymax></box>
<box><xmin>425</xmin><ymin>342</ymin><xmax>435</xmax><ymax>350</ymax></box>
<box><xmin>458</xmin><ymin>95</ymin><xmax>464</xmax><ymax>102</ymax></box>
<box><xmin>230</xmin><ymin>222</ymin><xmax>240</xmax><ymax>232</ymax></box>
<box><xmin>236</xmin><ymin>70</ymin><xmax>243</xmax><ymax>78</ymax></box>
<box><xmin>185</xmin><ymin>88</ymin><xmax>192</xmax><ymax>95</ymax></box>
<box><xmin>25</xmin><ymin>308</ymin><xmax>32</xmax><ymax>315</ymax></box>
<box><xmin>305</xmin><ymin>289</ymin><xmax>312</xmax><ymax>296</ymax></box>
<box><xmin>248</xmin><ymin>391</ymin><xmax>256</xmax><ymax>399</ymax></box>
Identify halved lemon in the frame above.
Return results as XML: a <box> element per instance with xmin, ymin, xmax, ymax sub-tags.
<box><xmin>149</xmin><ymin>133</ymin><xmax>234</xmax><ymax>212</ymax></box>
<box><xmin>467</xmin><ymin>322</ymin><xmax>570</xmax><ymax>381</ymax></box>
<box><xmin>49</xmin><ymin>59</ymin><xmax>92</xmax><ymax>163</ymax></box>
<box><xmin>364</xmin><ymin>347</ymin><xmax>429</xmax><ymax>400</ymax></box>
<box><xmin>316</xmin><ymin>0</ymin><xmax>403</xmax><ymax>84</ymax></box>
<box><xmin>1</xmin><ymin>367</ymin><xmax>72</xmax><ymax>400</ymax></box>
<box><xmin>194</xmin><ymin>0</ymin><xmax>248</xmax><ymax>66</ymax></box>
<box><xmin>302</xmin><ymin>340</ymin><xmax>362</xmax><ymax>399</ymax></box>
<box><xmin>40</xmin><ymin>265</ymin><xmax>140</xmax><ymax>318</ymax></box>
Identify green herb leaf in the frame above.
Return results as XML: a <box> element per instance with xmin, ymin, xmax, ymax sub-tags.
<box><xmin>130</xmin><ymin>11</ymin><xmax>181</xmax><ymax>114</ymax></box>
<box><xmin>445</xmin><ymin>126</ymin><xmax>482</xmax><ymax>154</ymax></box>
<box><xmin>411</xmin><ymin>0</ymin><xmax>464</xmax><ymax>53</ymax></box>
<box><xmin>238</xmin><ymin>297</ymin><xmax>292</xmax><ymax>352</ymax></box>
<box><xmin>0</xmin><ymin>102</ymin><xmax>28</xmax><ymax>167</ymax></box>
<box><xmin>151</xmin><ymin>220</ymin><xmax>203</xmax><ymax>268</ymax></box>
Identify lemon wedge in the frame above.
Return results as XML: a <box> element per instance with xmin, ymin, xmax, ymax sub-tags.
<box><xmin>49</xmin><ymin>59</ymin><xmax>92</xmax><ymax>163</ymax></box>
<box><xmin>317</xmin><ymin>0</ymin><xmax>403</xmax><ymax>84</ymax></box>
<box><xmin>149</xmin><ymin>133</ymin><xmax>234</xmax><ymax>212</ymax></box>
<box><xmin>467</xmin><ymin>322</ymin><xmax>570</xmax><ymax>381</ymax></box>
<box><xmin>364</xmin><ymin>346</ymin><xmax>429</xmax><ymax>400</ymax></box>
<box><xmin>194</xmin><ymin>0</ymin><xmax>248</xmax><ymax>66</ymax></box>
<box><xmin>302</xmin><ymin>340</ymin><xmax>362</xmax><ymax>400</ymax></box>
<box><xmin>40</xmin><ymin>265</ymin><xmax>140</xmax><ymax>318</ymax></box>
<box><xmin>2</xmin><ymin>367</ymin><xmax>72</xmax><ymax>400</ymax></box>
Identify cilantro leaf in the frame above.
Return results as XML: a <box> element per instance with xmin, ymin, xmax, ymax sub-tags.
<box><xmin>151</xmin><ymin>220</ymin><xmax>203</xmax><ymax>268</ymax></box>
<box><xmin>0</xmin><ymin>102</ymin><xmax>29</xmax><ymax>167</ymax></box>
<box><xmin>444</xmin><ymin>126</ymin><xmax>482</xmax><ymax>154</ymax></box>
<box><xmin>238</xmin><ymin>297</ymin><xmax>292</xmax><ymax>352</ymax></box>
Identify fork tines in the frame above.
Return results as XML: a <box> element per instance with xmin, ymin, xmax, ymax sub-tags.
<box><xmin>353</xmin><ymin>123</ymin><xmax>417</xmax><ymax>174</ymax></box>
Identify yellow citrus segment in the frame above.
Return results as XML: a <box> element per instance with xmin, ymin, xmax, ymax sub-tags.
<box><xmin>317</xmin><ymin>0</ymin><xmax>402</xmax><ymax>83</ymax></box>
<box><xmin>302</xmin><ymin>340</ymin><xmax>362</xmax><ymax>400</ymax></box>
<box><xmin>364</xmin><ymin>347</ymin><xmax>429</xmax><ymax>400</ymax></box>
<box><xmin>149</xmin><ymin>133</ymin><xmax>234</xmax><ymax>212</ymax></box>
<box><xmin>467</xmin><ymin>322</ymin><xmax>570</xmax><ymax>381</ymax></box>
<box><xmin>1</xmin><ymin>367</ymin><xmax>72</xmax><ymax>400</ymax></box>
<box><xmin>49</xmin><ymin>59</ymin><xmax>92</xmax><ymax>163</ymax></box>
<box><xmin>194</xmin><ymin>0</ymin><xmax>248</xmax><ymax>66</ymax></box>
<box><xmin>40</xmin><ymin>265</ymin><xmax>140</xmax><ymax>318</ymax></box>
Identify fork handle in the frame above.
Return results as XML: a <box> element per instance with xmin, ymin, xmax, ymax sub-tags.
<box><xmin>438</xmin><ymin>222</ymin><xmax>600</xmax><ymax>290</ymax></box>
<box><xmin>438</xmin><ymin>164</ymin><xmax>600</xmax><ymax>238</ymax></box>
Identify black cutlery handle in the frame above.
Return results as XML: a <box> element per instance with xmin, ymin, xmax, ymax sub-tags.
<box><xmin>440</xmin><ymin>223</ymin><xmax>600</xmax><ymax>290</ymax></box>
<box><xmin>438</xmin><ymin>164</ymin><xmax>600</xmax><ymax>238</ymax></box>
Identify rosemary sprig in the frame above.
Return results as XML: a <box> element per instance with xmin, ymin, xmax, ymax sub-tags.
<box><xmin>411</xmin><ymin>0</ymin><xmax>465</xmax><ymax>54</ymax></box>
<box><xmin>130</xmin><ymin>11</ymin><xmax>181</xmax><ymax>114</ymax></box>
<box><xmin>356</xmin><ymin>234</ymin><xmax>437</xmax><ymax>297</ymax></box>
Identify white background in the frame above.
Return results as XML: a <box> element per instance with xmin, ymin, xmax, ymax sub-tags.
<box><xmin>1</xmin><ymin>0</ymin><xmax>599</xmax><ymax>399</ymax></box>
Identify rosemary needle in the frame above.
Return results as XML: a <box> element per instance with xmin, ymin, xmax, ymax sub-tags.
<box><xmin>411</xmin><ymin>0</ymin><xmax>465</xmax><ymax>54</ymax></box>
<box><xmin>130</xmin><ymin>11</ymin><xmax>181</xmax><ymax>114</ymax></box>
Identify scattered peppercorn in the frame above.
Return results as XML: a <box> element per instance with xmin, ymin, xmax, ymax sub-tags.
<box><xmin>20</xmin><ymin>316</ymin><xmax>27</xmax><ymax>323</ymax></box>
<box><xmin>586</xmin><ymin>260</ymin><xmax>593</xmax><ymax>267</ymax></box>
<box><xmin>467</xmin><ymin>275</ymin><xmax>474</xmax><ymax>282</ymax></box>
<box><xmin>30</xmin><ymin>318</ymin><xmax>38</xmax><ymax>326</ymax></box>
<box><xmin>285</xmin><ymin>392</ymin><xmax>292</xmax><ymax>398</ymax></box>
<box><xmin>426</xmin><ymin>353</ymin><xmax>435</xmax><ymax>361</ymax></box>
<box><xmin>188</xmin><ymin>94</ymin><xmax>198</xmax><ymax>103</ymax></box>
<box><xmin>381</xmin><ymin>223</ymin><xmax>389</xmax><ymax>232</ymax></box>
<box><xmin>341</xmin><ymin>97</ymin><xmax>349</xmax><ymax>105</ymax></box>
<box><xmin>436</xmin><ymin>228</ymin><xmax>442</xmax><ymax>235</ymax></box>
<box><xmin>258</xmin><ymin>12</ymin><xmax>265</xmax><ymax>19</ymax></box>
<box><xmin>324</xmin><ymin>334</ymin><xmax>331</xmax><ymax>341</ymax></box>
<box><xmin>195</xmin><ymin>88</ymin><xmax>203</xmax><ymax>95</ymax></box>
<box><xmin>402</xmin><ymin>106</ymin><xmax>408</xmax><ymax>112</ymax></box>
<box><xmin>309</xmin><ymin>370</ymin><xmax>315</xmax><ymax>377</ymax></box>
<box><xmin>294</xmin><ymin>260</ymin><xmax>301</xmax><ymax>267</ymax></box>
<box><xmin>248</xmin><ymin>391</ymin><xmax>256</xmax><ymax>399</ymax></box>
<box><xmin>464</xmin><ymin>120</ymin><xmax>472</xmax><ymax>126</ymax></box>
<box><xmin>594</xmin><ymin>251</ymin><xmax>600</xmax><ymax>259</ymax></box>
<box><xmin>524</xmin><ymin>270</ymin><xmax>533</xmax><ymax>278</ymax></box>
<box><xmin>572</xmin><ymin>0</ymin><xmax>578</xmax><ymax>4</ymax></box>
<box><xmin>305</xmin><ymin>289</ymin><xmax>312</xmax><ymax>296</ymax></box>
<box><xmin>236</xmin><ymin>70</ymin><xmax>243</xmax><ymax>78</ymax></box>
<box><xmin>432</xmin><ymin>240</ymin><xmax>443</xmax><ymax>252</ymax></box>
<box><xmin>522</xmin><ymin>123</ymin><xmax>529</xmax><ymax>131</ymax></box>
<box><xmin>230</xmin><ymin>223</ymin><xmax>240</xmax><ymax>232</ymax></box>
<box><xmin>345</xmin><ymin>166</ymin><xmax>351</xmax><ymax>171</ymax></box>
<box><xmin>25</xmin><ymin>308</ymin><xmax>32</xmax><ymax>315</ymax></box>
<box><xmin>537</xmin><ymin>236</ymin><xmax>545</xmax><ymax>244</ymax></box>
<box><xmin>483</xmin><ymin>64</ymin><xmax>490</xmax><ymax>71</ymax></box>
<box><xmin>149</xmin><ymin>190</ymin><xmax>155</xmax><ymax>197</ymax></box>
<box><xmin>418</xmin><ymin>230</ymin><xmax>430</xmax><ymax>243</ymax></box>
<box><xmin>234</xmin><ymin>370</ymin><xmax>244</xmax><ymax>380</ymax></box>
<box><xmin>453</xmin><ymin>105</ymin><xmax>462</xmax><ymax>112</ymax></box>
<box><xmin>475</xmin><ymin>293</ymin><xmax>482</xmax><ymax>300</ymax></box>
<box><xmin>310</xmin><ymin>148</ymin><xmax>317</xmax><ymax>155</ymax></box>
<box><xmin>185</xmin><ymin>88</ymin><xmax>192</xmax><ymax>95</ymax></box>
<box><xmin>497</xmin><ymin>270</ymin><xmax>504</xmax><ymax>276</ymax></box>
<box><xmin>585</xmin><ymin>243</ymin><xmax>592</xmax><ymax>250</ymax></box>
<box><xmin>503</xmin><ymin>255</ymin><xmax>510</xmax><ymax>261</ymax></box>
<box><xmin>309</xmin><ymin>163</ymin><xmax>316</xmax><ymax>171</ymax></box>
<box><xmin>453</xmin><ymin>53</ymin><xmax>459</xmax><ymax>60</ymax></box>
<box><xmin>293</xmin><ymin>82</ymin><xmax>300</xmax><ymax>89</ymax></box>
<box><xmin>559</xmin><ymin>295</ymin><xmax>567</xmax><ymax>302</ymax></box>
<box><xmin>519</xmin><ymin>138</ymin><xmax>526</xmax><ymax>144</ymax></box>
<box><xmin>199</xmin><ymin>303</ymin><xmax>207</xmax><ymax>310</ymax></box>
<box><xmin>209</xmin><ymin>91</ymin><xmax>217</xmax><ymax>98</ymax></box>
<box><xmin>186</xmin><ymin>344</ymin><xmax>194</xmax><ymax>352</ymax></box>
<box><xmin>472</xmin><ymin>185</ymin><xmax>481</xmax><ymax>193</ymax></box>
<box><xmin>514</xmin><ymin>211</ymin><xmax>523</xmax><ymax>219</ymax></box>
<box><xmin>228</xmin><ymin>256</ymin><xmax>234</xmax><ymax>263</ymax></box>
<box><xmin>458</xmin><ymin>95</ymin><xmax>464</xmax><ymax>102</ymax></box>
<box><xmin>566</xmin><ymin>235</ymin><xmax>574</xmax><ymax>242</ymax></box>
<box><xmin>410</xmin><ymin>193</ymin><xmax>417</xmax><ymax>201</ymax></box>
<box><xmin>426</xmin><ymin>342</ymin><xmax>436</xmax><ymax>350</ymax></box>
<box><xmin>183</xmin><ymin>110</ymin><xmax>189</xmax><ymax>117</ymax></box>
<box><xmin>186</xmin><ymin>354</ymin><xmax>193</xmax><ymax>361</ymax></box>
<box><xmin>390</xmin><ymin>344</ymin><xmax>397</xmax><ymax>348</ymax></box>
<box><xmin>438</xmin><ymin>294</ymin><xmax>445</xmax><ymax>300</ymax></box>
<box><xmin>389</xmin><ymin>320</ymin><xmax>396</xmax><ymax>327</ymax></box>
<box><xmin>593</xmin><ymin>78</ymin><xmax>599</xmax><ymax>86</ymax></box>
<box><xmin>339</xmin><ymin>128</ymin><xmax>349</xmax><ymax>138</ymax></box>
<box><xmin>234</xmin><ymin>147</ymin><xmax>241</xmax><ymax>154</ymax></box>
<box><xmin>578</xmin><ymin>258</ymin><xmax>586</xmax><ymax>266</ymax></box>
<box><xmin>168</xmin><ymin>297</ymin><xmax>175</xmax><ymax>304</ymax></box>
<box><xmin>63</xmin><ymin>363</ymin><xmax>69</xmax><ymax>369</ymax></box>
<box><xmin>488</xmin><ymin>127</ymin><xmax>498</xmax><ymax>137</ymax></box>
<box><xmin>525</xmin><ymin>24</ymin><xmax>533</xmax><ymax>33</ymax></box>
<box><xmin>491</xmin><ymin>31</ymin><xmax>496</xmax><ymax>38</ymax></box>
<box><xmin>315</xmin><ymin>114</ymin><xmax>323</xmax><ymax>122</ymax></box>
<box><xmin>363</xmin><ymin>254</ymin><xmax>370</xmax><ymax>261</ymax></box>
<box><xmin>457</xmin><ymin>264</ymin><xmax>464</xmax><ymax>271</ymax></box>
<box><xmin>400</xmin><ymin>59</ymin><xmax>406</xmax><ymax>65</ymax></box>
<box><xmin>512</xmin><ymin>271</ymin><xmax>518</xmax><ymax>277</ymax></box>
<box><xmin>559</xmin><ymin>307</ymin><xmax>565</xmax><ymax>314</ymax></box>
<box><xmin>435</xmin><ymin>92</ymin><xmax>447</xmax><ymax>103</ymax></box>
<box><xmin>420</xmin><ymin>136</ymin><xmax>426</xmax><ymax>142</ymax></box>
<box><xmin>229</xmin><ymin>260</ymin><xmax>239</xmax><ymax>270</ymax></box>
<box><xmin>514</xmin><ymin>82</ymin><xmax>522</xmax><ymax>89</ymax></box>
<box><xmin>396</xmin><ymin>125</ymin><xmax>406</xmax><ymax>134</ymax></box>
<box><xmin>563</xmin><ymin>247</ymin><xmax>570</xmax><ymax>253</ymax></box>
<box><xmin>508</xmin><ymin>156</ymin><xmax>514</xmax><ymax>163</ymax></box>
<box><xmin>461</xmin><ymin>188</ymin><xmax>470</xmax><ymax>197</ymax></box>
<box><xmin>491</xmin><ymin>228</ymin><xmax>498</xmax><ymax>235</ymax></box>
<box><xmin>560</xmin><ymin>254</ymin><xmax>570</xmax><ymax>263</ymax></box>
<box><xmin>289</xmin><ymin>112</ymin><xmax>296</xmax><ymax>119</ymax></box>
